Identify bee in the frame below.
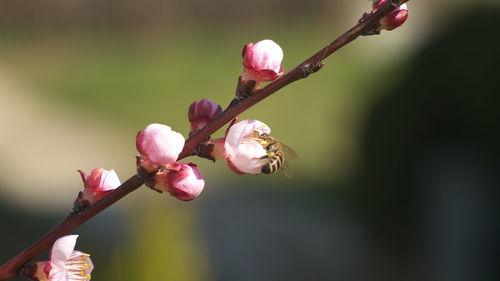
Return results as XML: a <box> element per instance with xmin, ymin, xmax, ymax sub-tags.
<box><xmin>253</xmin><ymin>131</ymin><xmax>298</xmax><ymax>178</ymax></box>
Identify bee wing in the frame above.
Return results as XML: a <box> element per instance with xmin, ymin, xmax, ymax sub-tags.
<box><xmin>280</xmin><ymin>143</ymin><xmax>298</xmax><ymax>160</ymax></box>
<box><xmin>279</xmin><ymin>142</ymin><xmax>297</xmax><ymax>179</ymax></box>
<box><xmin>281</xmin><ymin>159</ymin><xmax>294</xmax><ymax>179</ymax></box>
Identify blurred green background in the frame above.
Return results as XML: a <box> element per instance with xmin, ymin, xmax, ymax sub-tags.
<box><xmin>1</xmin><ymin>0</ymin><xmax>500</xmax><ymax>281</ymax></box>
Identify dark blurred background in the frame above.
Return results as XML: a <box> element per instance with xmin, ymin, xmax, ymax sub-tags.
<box><xmin>1</xmin><ymin>0</ymin><xmax>499</xmax><ymax>281</ymax></box>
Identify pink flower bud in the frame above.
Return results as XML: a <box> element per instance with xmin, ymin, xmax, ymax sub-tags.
<box><xmin>77</xmin><ymin>168</ymin><xmax>121</xmax><ymax>204</ymax></box>
<box><xmin>29</xmin><ymin>235</ymin><xmax>93</xmax><ymax>281</ymax></box>
<box><xmin>224</xmin><ymin>119</ymin><xmax>270</xmax><ymax>175</ymax></box>
<box><xmin>242</xmin><ymin>39</ymin><xmax>284</xmax><ymax>83</ymax></box>
<box><xmin>188</xmin><ymin>98</ymin><xmax>222</xmax><ymax>135</ymax></box>
<box><xmin>373</xmin><ymin>0</ymin><xmax>408</xmax><ymax>31</ymax></box>
<box><xmin>136</xmin><ymin>123</ymin><xmax>185</xmax><ymax>170</ymax></box>
<box><xmin>167</xmin><ymin>163</ymin><xmax>205</xmax><ymax>201</ymax></box>
<box><xmin>150</xmin><ymin>163</ymin><xmax>205</xmax><ymax>201</ymax></box>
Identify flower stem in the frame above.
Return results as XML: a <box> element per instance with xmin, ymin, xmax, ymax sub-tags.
<box><xmin>0</xmin><ymin>1</ymin><xmax>409</xmax><ymax>279</ymax></box>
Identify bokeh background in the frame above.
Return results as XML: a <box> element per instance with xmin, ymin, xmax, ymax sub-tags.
<box><xmin>1</xmin><ymin>0</ymin><xmax>500</xmax><ymax>280</ymax></box>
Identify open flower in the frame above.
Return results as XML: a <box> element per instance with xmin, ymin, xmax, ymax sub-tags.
<box><xmin>148</xmin><ymin>163</ymin><xmax>205</xmax><ymax>201</ymax></box>
<box><xmin>136</xmin><ymin>123</ymin><xmax>185</xmax><ymax>173</ymax></box>
<box><xmin>224</xmin><ymin>119</ymin><xmax>270</xmax><ymax>175</ymax></box>
<box><xmin>77</xmin><ymin>168</ymin><xmax>121</xmax><ymax>204</ymax></box>
<box><xmin>373</xmin><ymin>0</ymin><xmax>408</xmax><ymax>31</ymax></box>
<box><xmin>242</xmin><ymin>39</ymin><xmax>284</xmax><ymax>83</ymax></box>
<box><xmin>31</xmin><ymin>235</ymin><xmax>93</xmax><ymax>281</ymax></box>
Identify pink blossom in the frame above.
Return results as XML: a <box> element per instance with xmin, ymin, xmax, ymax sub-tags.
<box><xmin>77</xmin><ymin>168</ymin><xmax>121</xmax><ymax>204</ymax></box>
<box><xmin>373</xmin><ymin>0</ymin><xmax>408</xmax><ymax>31</ymax></box>
<box><xmin>188</xmin><ymin>98</ymin><xmax>222</xmax><ymax>135</ymax></box>
<box><xmin>150</xmin><ymin>163</ymin><xmax>205</xmax><ymax>201</ymax></box>
<box><xmin>242</xmin><ymin>39</ymin><xmax>284</xmax><ymax>83</ymax></box>
<box><xmin>136</xmin><ymin>123</ymin><xmax>185</xmax><ymax>171</ymax></box>
<box><xmin>33</xmin><ymin>235</ymin><xmax>93</xmax><ymax>281</ymax></box>
<box><xmin>166</xmin><ymin>163</ymin><xmax>205</xmax><ymax>201</ymax></box>
<box><xmin>224</xmin><ymin>119</ymin><xmax>270</xmax><ymax>175</ymax></box>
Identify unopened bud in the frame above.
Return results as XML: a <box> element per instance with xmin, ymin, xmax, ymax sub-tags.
<box><xmin>136</xmin><ymin>123</ymin><xmax>185</xmax><ymax>174</ymax></box>
<box><xmin>188</xmin><ymin>98</ymin><xmax>222</xmax><ymax>135</ymax></box>
<box><xmin>148</xmin><ymin>163</ymin><xmax>205</xmax><ymax>201</ymax></box>
<box><xmin>74</xmin><ymin>168</ymin><xmax>121</xmax><ymax>211</ymax></box>
<box><xmin>242</xmin><ymin>39</ymin><xmax>284</xmax><ymax>84</ymax></box>
<box><xmin>373</xmin><ymin>0</ymin><xmax>408</xmax><ymax>31</ymax></box>
<box><xmin>167</xmin><ymin>163</ymin><xmax>205</xmax><ymax>201</ymax></box>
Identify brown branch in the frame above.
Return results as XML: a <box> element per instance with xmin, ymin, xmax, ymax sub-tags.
<box><xmin>0</xmin><ymin>175</ymin><xmax>144</xmax><ymax>280</ymax></box>
<box><xmin>179</xmin><ymin>0</ymin><xmax>408</xmax><ymax>159</ymax></box>
<box><xmin>0</xmin><ymin>1</ymin><xmax>409</xmax><ymax>279</ymax></box>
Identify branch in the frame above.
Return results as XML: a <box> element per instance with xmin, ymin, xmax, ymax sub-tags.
<box><xmin>0</xmin><ymin>1</ymin><xmax>409</xmax><ymax>279</ymax></box>
<box><xmin>179</xmin><ymin>0</ymin><xmax>408</xmax><ymax>159</ymax></box>
<box><xmin>0</xmin><ymin>175</ymin><xmax>144</xmax><ymax>280</ymax></box>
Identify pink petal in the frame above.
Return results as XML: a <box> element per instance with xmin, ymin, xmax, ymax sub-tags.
<box><xmin>98</xmin><ymin>169</ymin><xmax>121</xmax><ymax>191</ymax></box>
<box><xmin>137</xmin><ymin>123</ymin><xmax>185</xmax><ymax>165</ymax></box>
<box><xmin>48</xmin><ymin>269</ymin><xmax>67</xmax><ymax>281</ymax></box>
<box><xmin>50</xmin><ymin>235</ymin><xmax>78</xmax><ymax>270</ymax></box>
<box><xmin>242</xmin><ymin>40</ymin><xmax>284</xmax><ymax>82</ymax></box>
<box><xmin>167</xmin><ymin>163</ymin><xmax>205</xmax><ymax>201</ymax></box>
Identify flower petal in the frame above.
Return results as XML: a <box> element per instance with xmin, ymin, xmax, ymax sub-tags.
<box><xmin>224</xmin><ymin>120</ymin><xmax>270</xmax><ymax>174</ymax></box>
<box><xmin>50</xmin><ymin>235</ymin><xmax>78</xmax><ymax>270</ymax></box>
<box><xmin>224</xmin><ymin>120</ymin><xmax>270</xmax><ymax>159</ymax></box>
<box><xmin>137</xmin><ymin>123</ymin><xmax>185</xmax><ymax>165</ymax></box>
<box><xmin>48</xmin><ymin>268</ymin><xmax>67</xmax><ymax>281</ymax></box>
<box><xmin>98</xmin><ymin>169</ymin><xmax>121</xmax><ymax>191</ymax></box>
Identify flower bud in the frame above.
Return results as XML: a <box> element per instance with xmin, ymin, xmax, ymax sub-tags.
<box><xmin>149</xmin><ymin>163</ymin><xmax>205</xmax><ymax>201</ymax></box>
<box><xmin>75</xmin><ymin>168</ymin><xmax>121</xmax><ymax>208</ymax></box>
<box><xmin>224</xmin><ymin>119</ymin><xmax>270</xmax><ymax>175</ymax></box>
<box><xmin>242</xmin><ymin>39</ymin><xmax>284</xmax><ymax>83</ymax></box>
<box><xmin>24</xmin><ymin>235</ymin><xmax>93</xmax><ymax>281</ymax></box>
<box><xmin>188</xmin><ymin>98</ymin><xmax>222</xmax><ymax>135</ymax></box>
<box><xmin>166</xmin><ymin>163</ymin><xmax>205</xmax><ymax>201</ymax></box>
<box><xmin>373</xmin><ymin>0</ymin><xmax>408</xmax><ymax>31</ymax></box>
<box><xmin>136</xmin><ymin>123</ymin><xmax>185</xmax><ymax>173</ymax></box>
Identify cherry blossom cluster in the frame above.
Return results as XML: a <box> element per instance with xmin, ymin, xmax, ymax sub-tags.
<box><xmin>18</xmin><ymin>3</ymin><xmax>410</xmax><ymax>280</ymax></box>
<box><xmin>134</xmin><ymin>39</ymin><xmax>287</xmax><ymax>202</ymax></box>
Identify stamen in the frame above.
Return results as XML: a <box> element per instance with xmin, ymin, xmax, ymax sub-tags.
<box><xmin>66</xmin><ymin>271</ymin><xmax>91</xmax><ymax>281</ymax></box>
<box><xmin>64</xmin><ymin>255</ymin><xmax>91</xmax><ymax>281</ymax></box>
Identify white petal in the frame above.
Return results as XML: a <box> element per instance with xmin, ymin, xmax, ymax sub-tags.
<box><xmin>50</xmin><ymin>235</ymin><xmax>78</xmax><ymax>269</ymax></box>
<box><xmin>231</xmin><ymin>142</ymin><xmax>268</xmax><ymax>174</ymax></box>
<box><xmin>98</xmin><ymin>169</ymin><xmax>121</xmax><ymax>191</ymax></box>
<box><xmin>225</xmin><ymin>120</ymin><xmax>270</xmax><ymax>159</ymax></box>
